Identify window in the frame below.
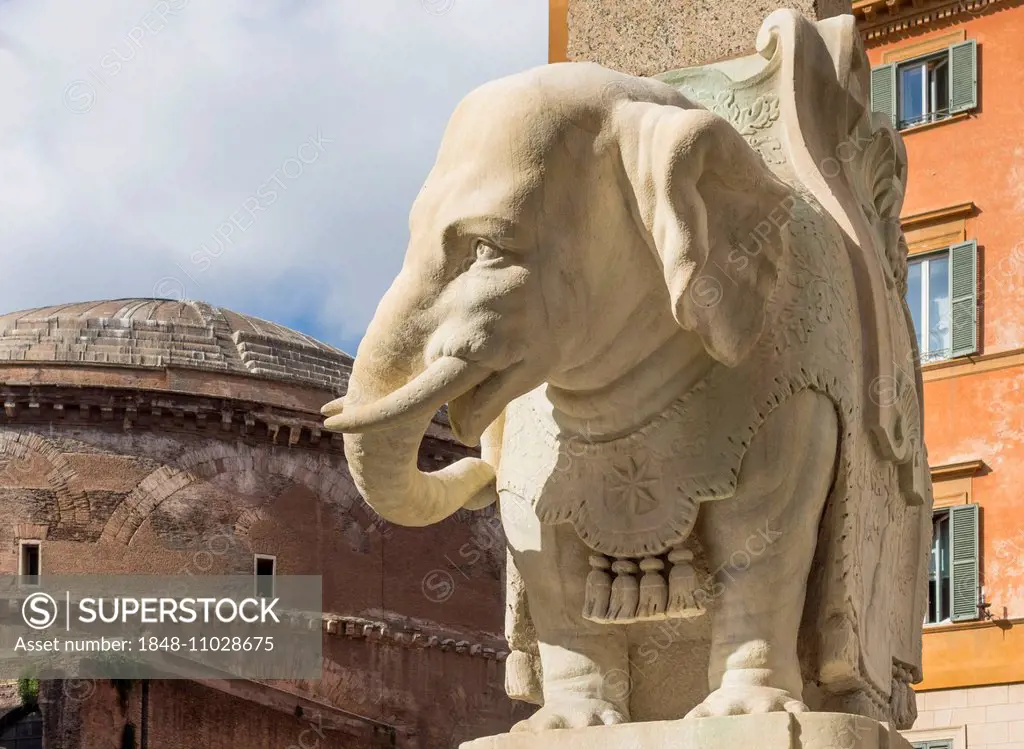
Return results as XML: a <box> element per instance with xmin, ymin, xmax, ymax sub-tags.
<box><xmin>0</xmin><ymin>711</ymin><xmax>43</xmax><ymax>749</ymax></box>
<box><xmin>871</xmin><ymin>41</ymin><xmax>977</xmax><ymax>130</ymax></box>
<box><xmin>907</xmin><ymin>251</ymin><xmax>950</xmax><ymax>362</ymax></box>
<box><xmin>928</xmin><ymin>512</ymin><xmax>951</xmax><ymax>623</ymax></box>
<box><xmin>913</xmin><ymin>741</ymin><xmax>953</xmax><ymax>749</ymax></box>
<box><xmin>926</xmin><ymin>505</ymin><xmax>979</xmax><ymax>625</ymax></box>
<box><xmin>18</xmin><ymin>542</ymin><xmax>40</xmax><ymax>586</ymax></box>
<box><xmin>905</xmin><ymin>241</ymin><xmax>977</xmax><ymax>363</ymax></box>
<box><xmin>254</xmin><ymin>554</ymin><xmax>275</xmax><ymax>599</ymax></box>
<box><xmin>898</xmin><ymin>53</ymin><xmax>948</xmax><ymax>129</ymax></box>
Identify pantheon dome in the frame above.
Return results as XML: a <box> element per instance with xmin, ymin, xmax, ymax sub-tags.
<box><xmin>0</xmin><ymin>299</ymin><xmax>521</xmax><ymax>749</ymax></box>
<box><xmin>0</xmin><ymin>297</ymin><xmax>351</xmax><ymax>396</ymax></box>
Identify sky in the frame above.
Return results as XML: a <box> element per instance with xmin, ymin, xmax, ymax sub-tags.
<box><xmin>0</xmin><ymin>0</ymin><xmax>548</xmax><ymax>355</ymax></box>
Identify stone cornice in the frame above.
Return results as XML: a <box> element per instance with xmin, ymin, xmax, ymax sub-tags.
<box><xmin>0</xmin><ymin>382</ymin><xmax>338</xmax><ymax>450</ymax></box>
<box><xmin>0</xmin><ymin>364</ymin><xmax>462</xmax><ymax>446</ymax></box>
<box><xmin>901</xmin><ymin>202</ymin><xmax>975</xmax><ymax>231</ymax></box>
<box><xmin>930</xmin><ymin>459</ymin><xmax>986</xmax><ymax>481</ymax></box>
<box><xmin>322</xmin><ymin>614</ymin><xmax>509</xmax><ymax>661</ymax></box>
<box><xmin>0</xmin><ymin>383</ymin><xmax>468</xmax><ymax>461</ymax></box>
<box><xmin>272</xmin><ymin>609</ymin><xmax>509</xmax><ymax>660</ymax></box>
<box><xmin>0</xmin><ymin>362</ymin><xmax>333</xmax><ymax>415</ymax></box>
<box><xmin>854</xmin><ymin>0</ymin><xmax>1016</xmax><ymax>44</ymax></box>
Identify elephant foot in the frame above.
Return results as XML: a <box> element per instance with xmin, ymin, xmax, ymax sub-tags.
<box><xmin>511</xmin><ymin>698</ymin><xmax>628</xmax><ymax>732</ymax></box>
<box><xmin>685</xmin><ymin>685</ymin><xmax>808</xmax><ymax>719</ymax></box>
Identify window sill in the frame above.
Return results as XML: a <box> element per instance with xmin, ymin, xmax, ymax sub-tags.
<box><xmin>898</xmin><ymin>112</ymin><xmax>971</xmax><ymax>134</ymax></box>
<box><xmin>921</xmin><ymin>346</ymin><xmax>1024</xmax><ymax>382</ymax></box>
<box><xmin>920</xmin><ymin>353</ymin><xmax>968</xmax><ymax>373</ymax></box>
<box><xmin>920</xmin><ymin>354</ymin><xmax>955</xmax><ymax>367</ymax></box>
<box><xmin>923</xmin><ymin>616</ymin><xmax>1024</xmax><ymax>634</ymax></box>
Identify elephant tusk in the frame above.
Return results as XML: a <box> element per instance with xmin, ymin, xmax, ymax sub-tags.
<box><xmin>321</xmin><ymin>357</ymin><xmax>492</xmax><ymax>434</ymax></box>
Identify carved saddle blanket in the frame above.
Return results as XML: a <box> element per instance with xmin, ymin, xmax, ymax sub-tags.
<box><xmin>498</xmin><ymin>197</ymin><xmax>926</xmax><ymax>639</ymax></box>
<box><xmin>498</xmin><ymin>198</ymin><xmax>860</xmax><ymax>553</ymax></box>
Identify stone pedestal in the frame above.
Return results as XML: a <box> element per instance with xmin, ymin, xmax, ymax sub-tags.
<box><xmin>558</xmin><ymin>0</ymin><xmax>852</xmax><ymax>74</ymax></box>
<box><xmin>462</xmin><ymin>713</ymin><xmax>911</xmax><ymax>749</ymax></box>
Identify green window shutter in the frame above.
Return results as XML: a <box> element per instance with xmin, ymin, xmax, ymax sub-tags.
<box><xmin>949</xmin><ymin>40</ymin><xmax>978</xmax><ymax>114</ymax></box>
<box><xmin>950</xmin><ymin>503</ymin><xmax>980</xmax><ymax>622</ymax></box>
<box><xmin>949</xmin><ymin>240</ymin><xmax>978</xmax><ymax>357</ymax></box>
<box><xmin>871</xmin><ymin>64</ymin><xmax>897</xmax><ymax>126</ymax></box>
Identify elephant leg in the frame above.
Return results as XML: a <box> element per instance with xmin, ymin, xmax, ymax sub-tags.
<box><xmin>501</xmin><ymin>492</ymin><xmax>631</xmax><ymax>732</ymax></box>
<box><xmin>687</xmin><ymin>389</ymin><xmax>838</xmax><ymax>718</ymax></box>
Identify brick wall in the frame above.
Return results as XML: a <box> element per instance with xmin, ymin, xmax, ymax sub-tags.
<box><xmin>1</xmin><ymin>408</ymin><xmax>520</xmax><ymax>746</ymax></box>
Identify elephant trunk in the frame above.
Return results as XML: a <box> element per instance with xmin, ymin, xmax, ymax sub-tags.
<box><xmin>339</xmin><ymin>368</ymin><xmax>495</xmax><ymax>528</ymax></box>
<box><xmin>325</xmin><ymin>292</ymin><xmax>498</xmax><ymax>526</ymax></box>
<box><xmin>343</xmin><ymin>417</ymin><xmax>496</xmax><ymax>527</ymax></box>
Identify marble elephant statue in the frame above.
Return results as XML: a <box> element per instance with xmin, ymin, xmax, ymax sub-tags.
<box><xmin>323</xmin><ymin>10</ymin><xmax>932</xmax><ymax>735</ymax></box>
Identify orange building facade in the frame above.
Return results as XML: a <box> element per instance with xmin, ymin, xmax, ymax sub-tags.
<box><xmin>857</xmin><ymin>1</ymin><xmax>1024</xmax><ymax>746</ymax></box>
<box><xmin>551</xmin><ymin>0</ymin><xmax>1024</xmax><ymax>746</ymax></box>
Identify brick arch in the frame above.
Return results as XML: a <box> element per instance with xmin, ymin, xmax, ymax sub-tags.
<box><xmin>0</xmin><ymin>430</ymin><xmax>88</xmax><ymax>525</ymax></box>
<box><xmin>232</xmin><ymin>484</ymin><xmax>375</xmax><ymax>554</ymax></box>
<box><xmin>100</xmin><ymin>443</ymin><xmax>359</xmax><ymax>545</ymax></box>
<box><xmin>233</xmin><ymin>506</ymin><xmax>266</xmax><ymax>539</ymax></box>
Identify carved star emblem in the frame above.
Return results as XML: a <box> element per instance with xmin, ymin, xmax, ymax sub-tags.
<box><xmin>606</xmin><ymin>456</ymin><xmax>659</xmax><ymax>516</ymax></box>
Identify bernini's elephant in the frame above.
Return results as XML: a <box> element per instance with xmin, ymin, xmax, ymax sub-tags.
<box><xmin>323</xmin><ymin>11</ymin><xmax>932</xmax><ymax>734</ymax></box>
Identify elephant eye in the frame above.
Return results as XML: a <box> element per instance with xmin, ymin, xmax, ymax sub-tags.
<box><xmin>475</xmin><ymin>242</ymin><xmax>502</xmax><ymax>262</ymax></box>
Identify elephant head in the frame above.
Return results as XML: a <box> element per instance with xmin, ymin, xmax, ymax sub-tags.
<box><xmin>322</xmin><ymin>62</ymin><xmax>793</xmax><ymax>527</ymax></box>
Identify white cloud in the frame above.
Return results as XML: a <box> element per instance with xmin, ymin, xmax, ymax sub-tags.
<box><xmin>0</xmin><ymin>0</ymin><xmax>547</xmax><ymax>352</ymax></box>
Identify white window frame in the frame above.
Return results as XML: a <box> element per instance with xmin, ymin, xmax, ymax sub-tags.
<box><xmin>907</xmin><ymin>249</ymin><xmax>952</xmax><ymax>363</ymax></box>
<box><xmin>253</xmin><ymin>554</ymin><xmax>276</xmax><ymax>599</ymax></box>
<box><xmin>18</xmin><ymin>540</ymin><xmax>41</xmax><ymax>585</ymax></box>
<box><xmin>927</xmin><ymin>509</ymin><xmax>951</xmax><ymax>626</ymax></box>
<box><xmin>897</xmin><ymin>52</ymin><xmax>950</xmax><ymax>129</ymax></box>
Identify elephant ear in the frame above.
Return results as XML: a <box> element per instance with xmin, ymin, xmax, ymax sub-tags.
<box><xmin>614</xmin><ymin>103</ymin><xmax>794</xmax><ymax>366</ymax></box>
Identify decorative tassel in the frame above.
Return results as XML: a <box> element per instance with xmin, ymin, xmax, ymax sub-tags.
<box><xmin>890</xmin><ymin>678</ymin><xmax>906</xmax><ymax>727</ymax></box>
<box><xmin>667</xmin><ymin>548</ymin><xmax>705</xmax><ymax>618</ymax></box>
<box><xmin>889</xmin><ymin>664</ymin><xmax>917</xmax><ymax>729</ymax></box>
<box><xmin>607</xmin><ymin>559</ymin><xmax>640</xmax><ymax>621</ymax></box>
<box><xmin>636</xmin><ymin>557</ymin><xmax>667</xmax><ymax>619</ymax></box>
<box><xmin>583</xmin><ymin>554</ymin><xmax>612</xmax><ymax>622</ymax></box>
